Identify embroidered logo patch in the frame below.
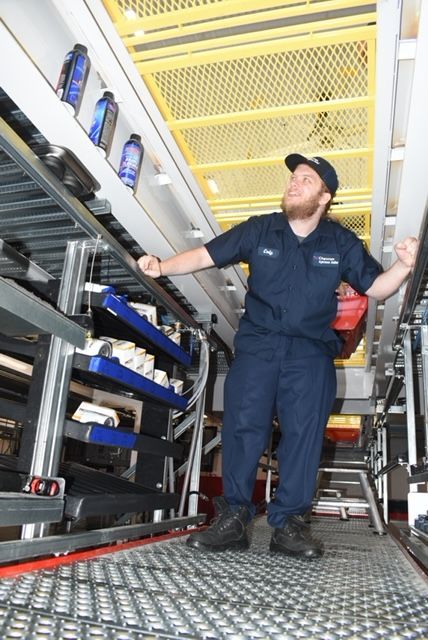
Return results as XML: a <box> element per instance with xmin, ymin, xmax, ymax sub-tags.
<box><xmin>312</xmin><ymin>253</ymin><xmax>339</xmax><ymax>267</ymax></box>
<box><xmin>258</xmin><ymin>246</ymin><xmax>279</xmax><ymax>258</ymax></box>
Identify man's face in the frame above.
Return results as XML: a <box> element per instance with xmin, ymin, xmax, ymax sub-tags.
<box><xmin>281</xmin><ymin>164</ymin><xmax>331</xmax><ymax>220</ymax></box>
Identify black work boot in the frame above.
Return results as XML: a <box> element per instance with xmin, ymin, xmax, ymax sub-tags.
<box><xmin>186</xmin><ymin>497</ymin><xmax>251</xmax><ymax>551</ymax></box>
<box><xmin>269</xmin><ymin>515</ymin><xmax>323</xmax><ymax>559</ymax></box>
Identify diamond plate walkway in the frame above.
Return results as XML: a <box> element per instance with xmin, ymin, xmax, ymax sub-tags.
<box><xmin>0</xmin><ymin>517</ymin><xmax>427</xmax><ymax>639</ymax></box>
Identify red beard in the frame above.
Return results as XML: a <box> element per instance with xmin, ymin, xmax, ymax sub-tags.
<box><xmin>281</xmin><ymin>191</ymin><xmax>324</xmax><ymax>220</ymax></box>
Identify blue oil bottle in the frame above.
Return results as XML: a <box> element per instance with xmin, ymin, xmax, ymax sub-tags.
<box><xmin>56</xmin><ymin>44</ymin><xmax>90</xmax><ymax>116</ymax></box>
<box><xmin>118</xmin><ymin>134</ymin><xmax>144</xmax><ymax>192</ymax></box>
<box><xmin>88</xmin><ymin>91</ymin><xmax>118</xmax><ymax>157</ymax></box>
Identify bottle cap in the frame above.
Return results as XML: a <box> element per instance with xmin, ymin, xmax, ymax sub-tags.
<box><xmin>74</xmin><ymin>44</ymin><xmax>88</xmax><ymax>54</ymax></box>
<box><xmin>129</xmin><ymin>134</ymin><xmax>141</xmax><ymax>142</ymax></box>
<box><xmin>103</xmin><ymin>91</ymin><xmax>115</xmax><ymax>100</ymax></box>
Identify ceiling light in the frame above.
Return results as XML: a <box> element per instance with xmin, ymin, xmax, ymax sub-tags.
<box><xmin>184</xmin><ymin>228</ymin><xmax>204</xmax><ymax>239</ymax></box>
<box><xmin>154</xmin><ymin>171</ymin><xmax>172</xmax><ymax>186</ymax></box>
<box><xmin>124</xmin><ymin>9</ymin><xmax>137</xmax><ymax>19</ymax></box>
<box><xmin>220</xmin><ymin>283</ymin><xmax>237</xmax><ymax>291</ymax></box>
<box><xmin>207</xmin><ymin>178</ymin><xmax>219</xmax><ymax>195</ymax></box>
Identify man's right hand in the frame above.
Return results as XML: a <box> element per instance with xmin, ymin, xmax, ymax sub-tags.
<box><xmin>137</xmin><ymin>255</ymin><xmax>162</xmax><ymax>278</ymax></box>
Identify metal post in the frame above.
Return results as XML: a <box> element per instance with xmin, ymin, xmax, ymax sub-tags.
<box><xmin>420</xmin><ymin>324</ymin><xmax>428</xmax><ymax>460</ymax></box>
<box><xmin>377</xmin><ymin>428</ymin><xmax>383</xmax><ymax>500</ymax></box>
<box><xmin>369</xmin><ymin>438</ymin><xmax>375</xmax><ymax>478</ymax></box>
<box><xmin>153</xmin><ymin>408</ymin><xmax>174</xmax><ymax>523</ymax></box>
<box><xmin>187</xmin><ymin>390</ymin><xmax>207</xmax><ymax>517</ymax></box>
<box><xmin>178</xmin><ymin>389</ymin><xmax>206</xmax><ymax>517</ymax></box>
<box><xmin>178</xmin><ymin>334</ymin><xmax>210</xmax><ymax>518</ymax></box>
<box><xmin>21</xmin><ymin>240</ymin><xmax>91</xmax><ymax>539</ymax></box>
<box><xmin>382</xmin><ymin>425</ymin><xmax>389</xmax><ymax>524</ymax></box>
<box><xmin>359</xmin><ymin>472</ymin><xmax>385</xmax><ymax>535</ymax></box>
<box><xmin>403</xmin><ymin>332</ymin><xmax>418</xmax><ymax>492</ymax></box>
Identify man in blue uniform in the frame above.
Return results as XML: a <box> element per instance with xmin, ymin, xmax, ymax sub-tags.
<box><xmin>138</xmin><ymin>154</ymin><xmax>418</xmax><ymax>558</ymax></box>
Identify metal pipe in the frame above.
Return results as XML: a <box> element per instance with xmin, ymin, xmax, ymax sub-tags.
<box><xmin>382</xmin><ymin>425</ymin><xmax>389</xmax><ymax>524</ymax></box>
<box><xmin>420</xmin><ymin>324</ymin><xmax>428</xmax><ymax>460</ymax></box>
<box><xmin>178</xmin><ymin>389</ymin><xmax>206</xmax><ymax>517</ymax></box>
<box><xmin>178</xmin><ymin>341</ymin><xmax>210</xmax><ymax>517</ymax></box>
<box><xmin>21</xmin><ymin>240</ymin><xmax>90</xmax><ymax>540</ymax></box>
<box><xmin>187</xmin><ymin>389</ymin><xmax>206</xmax><ymax>517</ymax></box>
<box><xmin>403</xmin><ymin>332</ymin><xmax>418</xmax><ymax>485</ymax></box>
<box><xmin>358</xmin><ymin>472</ymin><xmax>385</xmax><ymax>534</ymax></box>
<box><xmin>394</xmin><ymin>198</ymin><xmax>428</xmax><ymax>349</ymax></box>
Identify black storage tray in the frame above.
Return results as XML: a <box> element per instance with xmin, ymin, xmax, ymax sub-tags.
<box><xmin>73</xmin><ymin>353</ymin><xmax>188</xmax><ymax>411</ymax></box>
<box><xmin>64</xmin><ymin>419</ymin><xmax>183</xmax><ymax>459</ymax></box>
<box><xmin>0</xmin><ymin>456</ymin><xmax>179</xmax><ymax>520</ymax></box>
<box><xmin>89</xmin><ymin>292</ymin><xmax>192</xmax><ymax>367</ymax></box>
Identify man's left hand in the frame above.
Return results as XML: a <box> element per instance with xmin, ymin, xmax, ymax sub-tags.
<box><xmin>394</xmin><ymin>236</ymin><xmax>419</xmax><ymax>269</ymax></box>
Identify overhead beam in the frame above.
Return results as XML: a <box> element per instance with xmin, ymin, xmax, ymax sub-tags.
<box><xmin>136</xmin><ymin>26</ymin><xmax>376</xmax><ymax>73</ymax></box>
<box><xmin>130</xmin><ymin>13</ymin><xmax>376</xmax><ymax>64</ymax></box>
<box><xmin>213</xmin><ymin>202</ymin><xmax>371</xmax><ymax>213</ymax></box>
<box><xmin>123</xmin><ymin>0</ymin><xmax>375</xmax><ymax>46</ymax></box>
<box><xmin>167</xmin><ymin>96</ymin><xmax>373</xmax><ymax>131</ymax></box>
<box><xmin>207</xmin><ymin>190</ymin><xmax>372</xmax><ymax>206</ymax></box>
<box><xmin>190</xmin><ymin>148</ymin><xmax>372</xmax><ymax>173</ymax></box>
<box><xmin>115</xmin><ymin>0</ymin><xmax>373</xmax><ymax>36</ymax></box>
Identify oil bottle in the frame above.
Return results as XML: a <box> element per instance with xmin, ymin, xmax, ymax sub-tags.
<box><xmin>56</xmin><ymin>43</ymin><xmax>91</xmax><ymax>116</ymax></box>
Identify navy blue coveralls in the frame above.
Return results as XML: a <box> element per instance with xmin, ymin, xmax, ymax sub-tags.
<box><xmin>205</xmin><ymin>212</ymin><xmax>382</xmax><ymax>528</ymax></box>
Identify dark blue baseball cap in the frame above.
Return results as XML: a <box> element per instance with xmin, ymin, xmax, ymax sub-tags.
<box><xmin>285</xmin><ymin>153</ymin><xmax>339</xmax><ymax>196</ymax></box>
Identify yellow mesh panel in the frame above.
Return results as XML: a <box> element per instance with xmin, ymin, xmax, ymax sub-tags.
<box><xmin>333</xmin><ymin>211</ymin><xmax>370</xmax><ymax>239</ymax></box>
<box><xmin>204</xmin><ymin>165</ymin><xmax>285</xmax><ymax>200</ymax></box>
<box><xmin>202</xmin><ymin>157</ymin><xmax>369</xmax><ymax>200</ymax></box>
<box><xmin>116</xmin><ymin>0</ymin><xmax>219</xmax><ymax>18</ymax></box>
<box><xmin>153</xmin><ymin>42</ymin><xmax>369</xmax><ymax>121</ymax></box>
<box><xmin>180</xmin><ymin>108</ymin><xmax>369</xmax><ymax>165</ymax></box>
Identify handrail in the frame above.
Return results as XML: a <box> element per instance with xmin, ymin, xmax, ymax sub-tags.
<box><xmin>393</xmin><ymin>197</ymin><xmax>428</xmax><ymax>349</ymax></box>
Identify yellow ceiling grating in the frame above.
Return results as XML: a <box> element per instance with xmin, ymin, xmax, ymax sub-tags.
<box><xmin>104</xmin><ymin>0</ymin><xmax>376</xmax><ymax>366</ymax></box>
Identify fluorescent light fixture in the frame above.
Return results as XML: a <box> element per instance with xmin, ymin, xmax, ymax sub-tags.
<box><xmin>154</xmin><ymin>171</ymin><xmax>172</xmax><ymax>186</ymax></box>
<box><xmin>207</xmin><ymin>178</ymin><xmax>219</xmax><ymax>194</ymax></box>
<box><xmin>184</xmin><ymin>228</ymin><xmax>204</xmax><ymax>239</ymax></box>
<box><xmin>220</xmin><ymin>282</ymin><xmax>237</xmax><ymax>291</ymax></box>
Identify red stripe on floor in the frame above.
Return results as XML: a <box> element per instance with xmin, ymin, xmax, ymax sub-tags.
<box><xmin>0</xmin><ymin>527</ymin><xmax>205</xmax><ymax>578</ymax></box>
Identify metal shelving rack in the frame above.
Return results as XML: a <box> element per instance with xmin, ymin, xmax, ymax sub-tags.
<box><xmin>373</xmin><ymin>199</ymin><xmax>428</xmax><ymax>567</ymax></box>
<box><xmin>0</xmin><ymin>114</ymin><xmax>208</xmax><ymax>561</ymax></box>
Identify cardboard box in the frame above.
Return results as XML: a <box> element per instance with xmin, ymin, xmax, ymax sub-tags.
<box><xmin>111</xmin><ymin>340</ymin><xmax>135</xmax><ymax>368</ymax></box>
<box><xmin>129</xmin><ymin>302</ymin><xmax>157</xmax><ymax>325</ymax></box>
<box><xmin>170</xmin><ymin>378</ymin><xmax>184</xmax><ymax>395</ymax></box>
<box><xmin>154</xmin><ymin>368</ymin><xmax>169</xmax><ymax>388</ymax></box>
<box><xmin>72</xmin><ymin>401</ymin><xmax>120</xmax><ymax>427</ymax></box>
<box><xmin>141</xmin><ymin>353</ymin><xmax>155</xmax><ymax>379</ymax></box>
<box><xmin>133</xmin><ymin>347</ymin><xmax>147</xmax><ymax>373</ymax></box>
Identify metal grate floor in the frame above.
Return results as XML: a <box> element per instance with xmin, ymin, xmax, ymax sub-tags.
<box><xmin>0</xmin><ymin>517</ymin><xmax>427</xmax><ymax>639</ymax></box>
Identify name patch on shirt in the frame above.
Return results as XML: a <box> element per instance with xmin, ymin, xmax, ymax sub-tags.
<box><xmin>312</xmin><ymin>253</ymin><xmax>339</xmax><ymax>267</ymax></box>
<box><xmin>258</xmin><ymin>246</ymin><xmax>279</xmax><ymax>259</ymax></box>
